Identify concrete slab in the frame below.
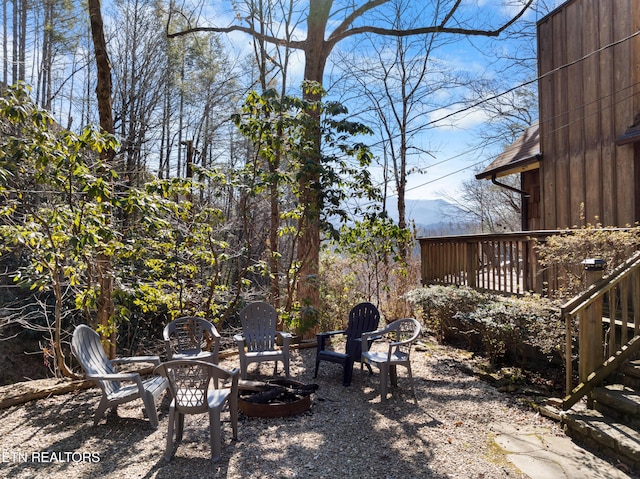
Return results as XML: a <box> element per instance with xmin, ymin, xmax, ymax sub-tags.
<box><xmin>493</xmin><ymin>423</ymin><xmax>635</xmax><ymax>479</ymax></box>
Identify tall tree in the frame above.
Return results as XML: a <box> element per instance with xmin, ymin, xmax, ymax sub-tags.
<box><xmin>87</xmin><ymin>0</ymin><xmax>117</xmax><ymax>357</ymax></box>
<box><xmin>2</xmin><ymin>0</ymin><xmax>7</xmax><ymax>84</ymax></box>
<box><xmin>166</xmin><ymin>0</ymin><xmax>534</xmax><ymax>319</ymax></box>
<box><xmin>245</xmin><ymin>0</ymin><xmax>297</xmax><ymax>310</ymax></box>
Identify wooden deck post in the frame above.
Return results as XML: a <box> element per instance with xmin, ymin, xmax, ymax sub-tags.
<box><xmin>579</xmin><ymin>259</ymin><xmax>606</xmax><ymax>386</ymax></box>
<box><xmin>466</xmin><ymin>242</ymin><xmax>477</xmax><ymax>288</ymax></box>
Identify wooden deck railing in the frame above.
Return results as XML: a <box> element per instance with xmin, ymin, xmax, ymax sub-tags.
<box><xmin>419</xmin><ymin>230</ymin><xmax>560</xmax><ymax>296</ymax></box>
<box><xmin>561</xmin><ymin>251</ymin><xmax>640</xmax><ymax>409</ymax></box>
<box><xmin>419</xmin><ymin>229</ymin><xmax>640</xmax><ymax>408</ymax></box>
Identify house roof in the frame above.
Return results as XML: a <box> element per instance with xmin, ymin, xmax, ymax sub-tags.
<box><xmin>475</xmin><ymin>123</ymin><xmax>541</xmax><ymax>180</ymax></box>
<box><xmin>616</xmin><ymin>122</ymin><xmax>640</xmax><ymax>146</ymax></box>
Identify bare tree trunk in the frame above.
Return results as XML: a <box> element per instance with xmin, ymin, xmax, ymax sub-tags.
<box><xmin>39</xmin><ymin>0</ymin><xmax>52</xmax><ymax>110</ymax></box>
<box><xmin>53</xmin><ymin>274</ymin><xmax>81</xmax><ymax>378</ymax></box>
<box><xmin>88</xmin><ymin>0</ymin><xmax>114</xmax><ymax>134</ymax></box>
<box><xmin>19</xmin><ymin>0</ymin><xmax>26</xmax><ymax>81</ymax></box>
<box><xmin>88</xmin><ymin>0</ymin><xmax>116</xmax><ymax>358</ymax></box>
<box><xmin>12</xmin><ymin>0</ymin><xmax>18</xmax><ymax>82</ymax></box>
<box><xmin>2</xmin><ymin>0</ymin><xmax>7</xmax><ymax>84</ymax></box>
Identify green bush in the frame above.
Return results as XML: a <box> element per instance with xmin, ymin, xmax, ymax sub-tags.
<box><xmin>406</xmin><ymin>285</ymin><xmax>563</xmax><ymax>366</ymax></box>
<box><xmin>405</xmin><ymin>285</ymin><xmax>486</xmax><ymax>343</ymax></box>
<box><xmin>457</xmin><ymin>294</ymin><xmax>562</xmax><ymax>366</ymax></box>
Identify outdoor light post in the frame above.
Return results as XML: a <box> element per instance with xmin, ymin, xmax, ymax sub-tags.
<box><xmin>579</xmin><ymin>258</ymin><xmax>606</xmax><ymax>394</ymax></box>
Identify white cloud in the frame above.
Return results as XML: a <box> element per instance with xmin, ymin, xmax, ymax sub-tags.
<box><xmin>426</xmin><ymin>106</ymin><xmax>491</xmax><ymax>131</ymax></box>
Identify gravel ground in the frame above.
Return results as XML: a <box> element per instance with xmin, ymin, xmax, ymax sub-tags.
<box><xmin>0</xmin><ymin>338</ymin><xmax>565</xmax><ymax>478</ymax></box>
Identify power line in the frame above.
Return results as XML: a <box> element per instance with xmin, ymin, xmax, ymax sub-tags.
<box><xmin>365</xmin><ymin>26</ymin><xmax>640</xmax><ymax>160</ymax></box>
<box><xmin>403</xmin><ymin>81</ymin><xmax>640</xmax><ymax>196</ymax></box>
<box><xmin>363</xmin><ymin>73</ymin><xmax>640</xmax><ymax>208</ymax></box>
<box><xmin>411</xmin><ymin>28</ymin><xmax>640</xmax><ymax>134</ymax></box>
<box><xmin>370</xmin><ymin>27</ymin><xmax>640</xmax><ymax>199</ymax></box>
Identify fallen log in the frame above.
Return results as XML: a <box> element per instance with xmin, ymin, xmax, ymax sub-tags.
<box><xmin>0</xmin><ymin>378</ymin><xmax>95</xmax><ymax>410</ymax></box>
<box><xmin>0</xmin><ymin>364</ymin><xmax>157</xmax><ymax>410</ymax></box>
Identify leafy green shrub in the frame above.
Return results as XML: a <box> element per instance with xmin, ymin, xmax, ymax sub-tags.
<box><xmin>457</xmin><ymin>294</ymin><xmax>562</xmax><ymax>366</ymax></box>
<box><xmin>406</xmin><ymin>285</ymin><xmax>563</xmax><ymax>366</ymax></box>
<box><xmin>405</xmin><ymin>285</ymin><xmax>486</xmax><ymax>343</ymax></box>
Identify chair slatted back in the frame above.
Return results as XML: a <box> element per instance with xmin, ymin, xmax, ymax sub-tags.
<box><xmin>165</xmin><ymin>317</ymin><xmax>208</xmax><ymax>356</ymax></box>
<box><xmin>164</xmin><ymin>361</ymin><xmax>210</xmax><ymax>414</ymax></box>
<box><xmin>239</xmin><ymin>302</ymin><xmax>278</xmax><ymax>353</ymax></box>
<box><xmin>71</xmin><ymin>325</ymin><xmax>119</xmax><ymax>396</ymax></box>
<box><xmin>345</xmin><ymin>302</ymin><xmax>380</xmax><ymax>357</ymax></box>
<box><xmin>156</xmin><ymin>360</ymin><xmax>236</xmax><ymax>414</ymax></box>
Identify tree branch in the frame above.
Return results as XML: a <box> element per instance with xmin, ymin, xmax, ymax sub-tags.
<box><xmin>327</xmin><ymin>0</ymin><xmax>389</xmax><ymax>45</ymax></box>
<box><xmin>328</xmin><ymin>0</ymin><xmax>534</xmax><ymax>45</ymax></box>
<box><xmin>167</xmin><ymin>0</ymin><xmax>534</xmax><ymax>53</ymax></box>
<box><xmin>439</xmin><ymin>0</ymin><xmax>462</xmax><ymax>28</ymax></box>
<box><xmin>166</xmin><ymin>19</ymin><xmax>305</xmax><ymax>49</ymax></box>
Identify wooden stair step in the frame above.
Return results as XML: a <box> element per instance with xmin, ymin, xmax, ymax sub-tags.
<box><xmin>593</xmin><ymin>384</ymin><xmax>640</xmax><ymax>418</ymax></box>
<box><xmin>622</xmin><ymin>361</ymin><xmax>640</xmax><ymax>389</ymax></box>
<box><xmin>624</xmin><ymin>360</ymin><xmax>640</xmax><ymax>378</ymax></box>
<box><xmin>563</xmin><ymin>406</ymin><xmax>640</xmax><ymax>469</ymax></box>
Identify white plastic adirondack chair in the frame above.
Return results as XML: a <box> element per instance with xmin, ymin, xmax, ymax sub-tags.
<box><xmin>71</xmin><ymin>324</ymin><xmax>168</xmax><ymax>429</ymax></box>
<box><xmin>234</xmin><ymin>302</ymin><xmax>291</xmax><ymax>379</ymax></box>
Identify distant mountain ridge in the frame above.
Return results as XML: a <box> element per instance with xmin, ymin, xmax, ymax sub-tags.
<box><xmin>384</xmin><ymin>198</ymin><xmax>475</xmax><ymax>235</ymax></box>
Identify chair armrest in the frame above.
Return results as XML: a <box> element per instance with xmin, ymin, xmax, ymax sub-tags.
<box><xmin>361</xmin><ymin>330</ymin><xmax>386</xmax><ymax>352</ymax></box>
<box><xmin>207</xmin><ymin>334</ymin><xmax>221</xmax><ymax>360</ymax></box>
<box><xmin>316</xmin><ymin>330</ymin><xmax>346</xmax><ymax>339</ymax></box>
<box><xmin>361</xmin><ymin>330</ymin><xmax>383</xmax><ymax>341</ymax></box>
<box><xmin>87</xmin><ymin>372</ymin><xmax>141</xmax><ymax>382</ymax></box>
<box><xmin>276</xmin><ymin>331</ymin><xmax>292</xmax><ymax>349</ymax></box>
<box><xmin>234</xmin><ymin>334</ymin><xmax>245</xmax><ymax>349</ymax></box>
<box><xmin>317</xmin><ymin>330</ymin><xmax>345</xmax><ymax>351</ymax></box>
<box><xmin>111</xmin><ymin>355</ymin><xmax>162</xmax><ymax>367</ymax></box>
<box><xmin>164</xmin><ymin>339</ymin><xmax>173</xmax><ymax>359</ymax></box>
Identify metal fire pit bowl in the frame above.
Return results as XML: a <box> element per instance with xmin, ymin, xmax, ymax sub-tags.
<box><xmin>238</xmin><ymin>379</ymin><xmax>314</xmax><ymax>418</ymax></box>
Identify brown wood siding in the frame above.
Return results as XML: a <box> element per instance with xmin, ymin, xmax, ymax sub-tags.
<box><xmin>582</xmin><ymin>0</ymin><xmax>602</xmax><ymax>223</ymax></box>
<box><xmin>598</xmin><ymin>0</ymin><xmax>615</xmax><ymax>226</ymax></box>
<box><xmin>537</xmin><ymin>8</ymin><xmax>554</xmax><ymax>229</ymax></box>
<box><xmin>567</xmin><ymin>0</ymin><xmax>585</xmax><ymax>227</ymax></box>
<box><xmin>537</xmin><ymin>0</ymin><xmax>640</xmax><ymax>229</ymax></box>
<box><xmin>614</xmin><ymin>0</ymin><xmax>635</xmax><ymax>227</ymax></box>
<box><xmin>522</xmin><ymin>170</ymin><xmax>540</xmax><ymax>231</ymax></box>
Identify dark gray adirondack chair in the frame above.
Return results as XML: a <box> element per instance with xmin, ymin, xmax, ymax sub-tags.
<box><xmin>314</xmin><ymin>302</ymin><xmax>380</xmax><ymax>386</ymax></box>
<box><xmin>71</xmin><ymin>324</ymin><xmax>168</xmax><ymax>428</ymax></box>
<box><xmin>163</xmin><ymin>316</ymin><xmax>220</xmax><ymax>364</ymax></box>
<box><xmin>154</xmin><ymin>360</ymin><xmax>239</xmax><ymax>462</ymax></box>
<box><xmin>234</xmin><ymin>302</ymin><xmax>291</xmax><ymax>379</ymax></box>
<box><xmin>361</xmin><ymin>318</ymin><xmax>422</xmax><ymax>402</ymax></box>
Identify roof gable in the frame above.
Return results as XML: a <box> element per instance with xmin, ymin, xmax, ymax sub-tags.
<box><xmin>475</xmin><ymin>123</ymin><xmax>540</xmax><ymax>180</ymax></box>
